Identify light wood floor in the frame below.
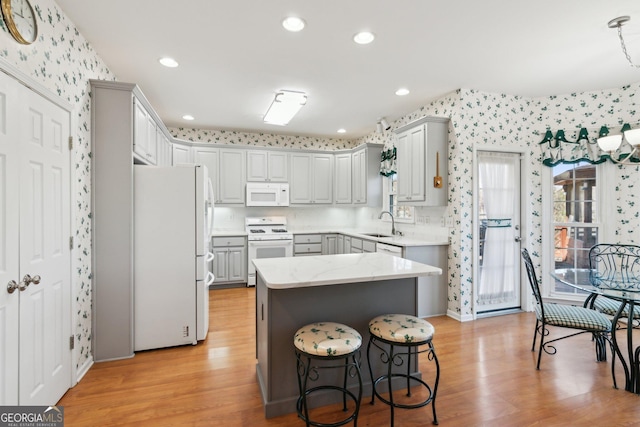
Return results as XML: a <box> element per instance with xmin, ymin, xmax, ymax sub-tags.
<box><xmin>59</xmin><ymin>288</ymin><xmax>640</xmax><ymax>426</ymax></box>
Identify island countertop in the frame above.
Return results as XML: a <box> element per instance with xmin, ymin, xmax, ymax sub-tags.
<box><xmin>253</xmin><ymin>252</ymin><xmax>442</xmax><ymax>289</ymax></box>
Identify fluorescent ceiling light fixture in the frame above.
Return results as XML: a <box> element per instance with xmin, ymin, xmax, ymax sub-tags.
<box><xmin>337</xmin><ymin>128</ymin><xmax>346</xmax><ymax>134</ymax></box>
<box><xmin>263</xmin><ymin>90</ymin><xmax>307</xmax><ymax>126</ymax></box>
<box><xmin>159</xmin><ymin>57</ymin><xmax>179</xmax><ymax>68</ymax></box>
<box><xmin>353</xmin><ymin>31</ymin><xmax>375</xmax><ymax>44</ymax></box>
<box><xmin>395</xmin><ymin>88</ymin><xmax>410</xmax><ymax>96</ymax></box>
<box><xmin>282</xmin><ymin>16</ymin><xmax>305</xmax><ymax>32</ymax></box>
<box><xmin>182</xmin><ymin>114</ymin><xmax>195</xmax><ymax>121</ymax></box>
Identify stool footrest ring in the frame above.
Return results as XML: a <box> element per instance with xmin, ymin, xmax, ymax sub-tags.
<box><xmin>372</xmin><ymin>373</ymin><xmax>434</xmax><ymax>409</ymax></box>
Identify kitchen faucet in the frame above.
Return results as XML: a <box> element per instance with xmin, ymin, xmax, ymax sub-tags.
<box><xmin>378</xmin><ymin>211</ymin><xmax>397</xmax><ymax>236</ymax></box>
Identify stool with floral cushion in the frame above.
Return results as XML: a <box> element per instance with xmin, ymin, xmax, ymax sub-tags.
<box><xmin>294</xmin><ymin>322</ymin><xmax>363</xmax><ymax>427</ymax></box>
<box><xmin>367</xmin><ymin>314</ymin><xmax>440</xmax><ymax>426</ymax></box>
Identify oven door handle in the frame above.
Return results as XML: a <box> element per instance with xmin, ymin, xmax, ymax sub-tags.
<box><xmin>248</xmin><ymin>240</ymin><xmax>293</xmax><ymax>247</ymax></box>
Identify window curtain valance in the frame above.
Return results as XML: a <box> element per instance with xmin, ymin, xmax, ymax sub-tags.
<box><xmin>379</xmin><ymin>145</ymin><xmax>397</xmax><ymax>176</ymax></box>
<box><xmin>539</xmin><ymin>124</ymin><xmax>640</xmax><ymax>166</ymax></box>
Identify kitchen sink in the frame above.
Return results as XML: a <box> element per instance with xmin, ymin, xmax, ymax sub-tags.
<box><xmin>362</xmin><ymin>233</ymin><xmax>393</xmax><ymax>238</ymax></box>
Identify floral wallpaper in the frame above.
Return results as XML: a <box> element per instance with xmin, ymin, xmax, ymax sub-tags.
<box><xmin>170</xmin><ymin>127</ymin><xmax>356</xmax><ymax>151</ymax></box>
<box><xmin>0</xmin><ymin>0</ymin><xmax>116</xmax><ymax>373</ymax></box>
<box><xmin>1</xmin><ymin>0</ymin><xmax>639</xmax><ymax>379</ymax></box>
<box><xmin>359</xmin><ymin>85</ymin><xmax>639</xmax><ymax>320</ymax></box>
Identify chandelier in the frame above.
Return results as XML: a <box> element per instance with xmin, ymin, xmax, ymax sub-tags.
<box><xmin>608</xmin><ymin>16</ymin><xmax>640</xmax><ymax>68</ymax></box>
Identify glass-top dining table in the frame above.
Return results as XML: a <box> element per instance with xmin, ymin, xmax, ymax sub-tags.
<box><xmin>552</xmin><ymin>268</ymin><xmax>640</xmax><ymax>394</ymax></box>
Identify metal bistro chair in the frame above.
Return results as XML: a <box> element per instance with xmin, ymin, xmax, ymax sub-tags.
<box><xmin>587</xmin><ymin>244</ymin><xmax>640</xmax><ymax>327</ymax></box>
<box><xmin>521</xmin><ymin>249</ymin><xmax>616</xmax><ymax>384</ymax></box>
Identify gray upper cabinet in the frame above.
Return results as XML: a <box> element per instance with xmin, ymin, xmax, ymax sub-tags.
<box><xmin>90</xmin><ymin>79</ymin><xmax>175</xmax><ymax>360</ymax></box>
<box><xmin>334</xmin><ymin>153</ymin><xmax>352</xmax><ymax>204</ymax></box>
<box><xmin>175</xmin><ymin>142</ymin><xmax>382</xmax><ymax>207</ymax></box>
<box><xmin>133</xmin><ymin>97</ymin><xmax>158</xmax><ymax>165</ymax></box>
<box><xmin>247</xmin><ymin>150</ymin><xmax>288</xmax><ymax>182</ymax></box>
<box><xmin>193</xmin><ymin>146</ymin><xmax>246</xmax><ymax>205</ymax></box>
<box><xmin>351</xmin><ymin>144</ymin><xmax>382</xmax><ymax>206</ymax></box>
<box><xmin>395</xmin><ymin>117</ymin><xmax>449</xmax><ymax>207</ymax></box>
<box><xmin>290</xmin><ymin>153</ymin><xmax>333</xmax><ymax>204</ymax></box>
<box><xmin>155</xmin><ymin>127</ymin><xmax>172</xmax><ymax>166</ymax></box>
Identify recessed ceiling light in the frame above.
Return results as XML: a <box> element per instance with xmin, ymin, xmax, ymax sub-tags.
<box><xmin>337</xmin><ymin>128</ymin><xmax>346</xmax><ymax>134</ymax></box>
<box><xmin>353</xmin><ymin>31</ymin><xmax>375</xmax><ymax>45</ymax></box>
<box><xmin>182</xmin><ymin>115</ymin><xmax>194</xmax><ymax>121</ymax></box>
<box><xmin>159</xmin><ymin>57</ymin><xmax>179</xmax><ymax>68</ymax></box>
<box><xmin>395</xmin><ymin>88</ymin><xmax>410</xmax><ymax>96</ymax></box>
<box><xmin>282</xmin><ymin>16</ymin><xmax>305</xmax><ymax>32</ymax></box>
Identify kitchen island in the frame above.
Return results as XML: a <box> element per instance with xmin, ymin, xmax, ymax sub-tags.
<box><xmin>254</xmin><ymin>252</ymin><xmax>442</xmax><ymax>418</ymax></box>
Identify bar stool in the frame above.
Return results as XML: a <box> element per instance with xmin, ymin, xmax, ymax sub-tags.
<box><xmin>294</xmin><ymin>322</ymin><xmax>363</xmax><ymax>427</ymax></box>
<box><xmin>367</xmin><ymin>314</ymin><xmax>440</xmax><ymax>426</ymax></box>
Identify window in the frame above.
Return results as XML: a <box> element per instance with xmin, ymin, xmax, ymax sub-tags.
<box><xmin>383</xmin><ymin>174</ymin><xmax>414</xmax><ymax>223</ymax></box>
<box><xmin>551</xmin><ymin>161</ymin><xmax>598</xmax><ymax>294</ymax></box>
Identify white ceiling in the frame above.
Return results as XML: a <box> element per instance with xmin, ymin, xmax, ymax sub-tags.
<box><xmin>56</xmin><ymin>0</ymin><xmax>640</xmax><ymax>139</ymax></box>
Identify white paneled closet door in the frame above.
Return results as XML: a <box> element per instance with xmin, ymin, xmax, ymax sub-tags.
<box><xmin>0</xmin><ymin>70</ymin><xmax>21</xmax><ymax>406</ymax></box>
<box><xmin>0</xmin><ymin>70</ymin><xmax>72</xmax><ymax>405</ymax></box>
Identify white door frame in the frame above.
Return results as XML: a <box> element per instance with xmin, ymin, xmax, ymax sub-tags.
<box><xmin>472</xmin><ymin>144</ymin><xmax>532</xmax><ymax>319</ymax></box>
<box><xmin>0</xmin><ymin>58</ymin><xmax>78</xmax><ymax>388</ymax></box>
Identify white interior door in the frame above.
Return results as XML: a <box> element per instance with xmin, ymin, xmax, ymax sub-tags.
<box><xmin>0</xmin><ymin>70</ymin><xmax>71</xmax><ymax>405</ymax></box>
<box><xmin>0</xmin><ymin>70</ymin><xmax>22</xmax><ymax>406</ymax></box>
<box><xmin>476</xmin><ymin>151</ymin><xmax>522</xmax><ymax>315</ymax></box>
<box><xmin>19</xmin><ymin>84</ymin><xmax>72</xmax><ymax>405</ymax></box>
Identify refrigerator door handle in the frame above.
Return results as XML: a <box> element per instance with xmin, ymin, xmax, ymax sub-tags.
<box><xmin>206</xmin><ymin>271</ymin><xmax>215</xmax><ymax>286</ymax></box>
<box><xmin>207</xmin><ymin>178</ymin><xmax>215</xmax><ymax>236</ymax></box>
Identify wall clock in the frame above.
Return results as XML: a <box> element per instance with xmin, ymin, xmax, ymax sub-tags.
<box><xmin>1</xmin><ymin>0</ymin><xmax>38</xmax><ymax>45</ymax></box>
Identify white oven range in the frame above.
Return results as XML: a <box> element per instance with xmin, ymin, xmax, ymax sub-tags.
<box><xmin>246</xmin><ymin>216</ymin><xmax>293</xmax><ymax>286</ymax></box>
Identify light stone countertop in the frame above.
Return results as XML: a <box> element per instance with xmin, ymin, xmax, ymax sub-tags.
<box><xmin>253</xmin><ymin>252</ymin><xmax>442</xmax><ymax>289</ymax></box>
<box><xmin>212</xmin><ymin>228</ymin><xmax>448</xmax><ymax>247</ymax></box>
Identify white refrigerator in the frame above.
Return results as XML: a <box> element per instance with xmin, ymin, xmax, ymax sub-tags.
<box><xmin>133</xmin><ymin>164</ymin><xmax>214</xmax><ymax>351</ymax></box>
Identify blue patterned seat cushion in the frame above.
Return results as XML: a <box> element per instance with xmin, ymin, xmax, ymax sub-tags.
<box><xmin>294</xmin><ymin>322</ymin><xmax>362</xmax><ymax>356</ymax></box>
<box><xmin>535</xmin><ymin>304</ymin><xmax>611</xmax><ymax>331</ymax></box>
<box><xmin>369</xmin><ymin>314</ymin><xmax>435</xmax><ymax>343</ymax></box>
<box><xmin>593</xmin><ymin>297</ymin><xmax>640</xmax><ymax>319</ymax></box>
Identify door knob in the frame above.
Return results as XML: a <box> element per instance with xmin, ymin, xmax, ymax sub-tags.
<box><xmin>7</xmin><ymin>280</ymin><xmax>18</xmax><ymax>294</ymax></box>
<box><xmin>514</xmin><ymin>236</ymin><xmax>522</xmax><ymax>242</ymax></box>
<box><xmin>18</xmin><ymin>274</ymin><xmax>41</xmax><ymax>291</ymax></box>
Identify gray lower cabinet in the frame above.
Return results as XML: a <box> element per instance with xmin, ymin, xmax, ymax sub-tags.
<box><xmin>337</xmin><ymin>235</ymin><xmax>344</xmax><ymax>254</ymax></box>
<box><xmin>343</xmin><ymin>236</ymin><xmax>352</xmax><ymax>254</ymax></box>
<box><xmin>294</xmin><ymin>234</ymin><xmax>322</xmax><ymax>256</ymax></box>
<box><xmin>322</xmin><ymin>234</ymin><xmax>338</xmax><ymax>255</ymax></box>
<box><xmin>294</xmin><ymin>233</ymin><xmax>340</xmax><ymax>256</ymax></box>
<box><xmin>350</xmin><ymin>237</ymin><xmax>376</xmax><ymax>253</ymax></box>
<box><xmin>377</xmin><ymin>242</ymin><xmax>448</xmax><ymax>317</ymax></box>
<box><xmin>211</xmin><ymin>236</ymin><xmax>247</xmax><ymax>285</ymax></box>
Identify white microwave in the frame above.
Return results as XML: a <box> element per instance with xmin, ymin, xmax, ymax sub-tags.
<box><xmin>246</xmin><ymin>182</ymin><xmax>290</xmax><ymax>207</ymax></box>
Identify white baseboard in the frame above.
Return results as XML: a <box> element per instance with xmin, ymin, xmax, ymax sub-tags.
<box><xmin>446</xmin><ymin>309</ymin><xmax>474</xmax><ymax>322</ymax></box>
<box><xmin>74</xmin><ymin>357</ymin><xmax>94</xmax><ymax>386</ymax></box>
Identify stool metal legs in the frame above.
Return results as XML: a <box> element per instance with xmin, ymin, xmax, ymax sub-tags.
<box><xmin>295</xmin><ymin>350</ymin><xmax>363</xmax><ymax>427</ymax></box>
<box><xmin>367</xmin><ymin>336</ymin><xmax>440</xmax><ymax>426</ymax></box>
